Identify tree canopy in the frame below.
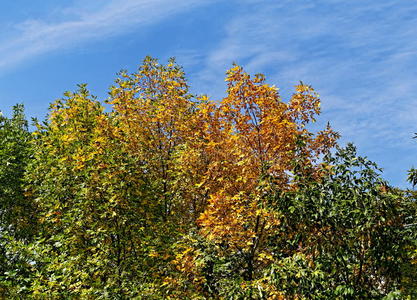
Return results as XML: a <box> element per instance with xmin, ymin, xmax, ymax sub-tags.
<box><xmin>0</xmin><ymin>57</ymin><xmax>415</xmax><ymax>299</ymax></box>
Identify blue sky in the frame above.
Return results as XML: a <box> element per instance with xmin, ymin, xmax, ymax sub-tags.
<box><xmin>0</xmin><ymin>0</ymin><xmax>416</xmax><ymax>187</ymax></box>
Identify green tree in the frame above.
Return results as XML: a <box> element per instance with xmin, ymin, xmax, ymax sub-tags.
<box><xmin>407</xmin><ymin>134</ymin><xmax>417</xmax><ymax>187</ymax></box>
<box><xmin>0</xmin><ymin>104</ymin><xmax>34</xmax><ymax>238</ymax></box>
<box><xmin>0</xmin><ymin>104</ymin><xmax>36</xmax><ymax>297</ymax></box>
<box><xmin>264</xmin><ymin>144</ymin><xmax>416</xmax><ymax>299</ymax></box>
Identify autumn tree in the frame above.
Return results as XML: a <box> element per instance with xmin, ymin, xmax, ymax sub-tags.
<box><xmin>171</xmin><ymin>65</ymin><xmax>338</xmax><ymax>297</ymax></box>
<box><xmin>23</xmin><ymin>58</ymin><xmax>200</xmax><ymax>298</ymax></box>
<box><xmin>108</xmin><ymin>56</ymin><xmax>197</xmax><ymax>225</ymax></box>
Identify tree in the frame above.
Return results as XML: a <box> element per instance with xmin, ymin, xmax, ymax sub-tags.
<box><xmin>24</xmin><ymin>59</ymin><xmax>199</xmax><ymax>297</ymax></box>
<box><xmin>171</xmin><ymin>65</ymin><xmax>338</xmax><ymax>297</ymax></box>
<box><xmin>0</xmin><ymin>104</ymin><xmax>35</xmax><ymax>297</ymax></box>
<box><xmin>263</xmin><ymin>144</ymin><xmax>416</xmax><ymax>299</ymax></box>
<box><xmin>0</xmin><ymin>104</ymin><xmax>34</xmax><ymax>238</ymax></box>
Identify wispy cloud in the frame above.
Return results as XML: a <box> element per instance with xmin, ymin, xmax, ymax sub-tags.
<box><xmin>0</xmin><ymin>0</ymin><xmax>210</xmax><ymax>70</ymax></box>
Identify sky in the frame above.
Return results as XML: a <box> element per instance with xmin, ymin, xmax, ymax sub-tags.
<box><xmin>0</xmin><ymin>0</ymin><xmax>416</xmax><ymax>187</ymax></box>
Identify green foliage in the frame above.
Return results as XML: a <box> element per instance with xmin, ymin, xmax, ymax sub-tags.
<box><xmin>407</xmin><ymin>168</ymin><xmax>417</xmax><ymax>188</ymax></box>
<box><xmin>0</xmin><ymin>104</ymin><xmax>34</xmax><ymax>237</ymax></box>
<box><xmin>0</xmin><ymin>104</ymin><xmax>36</xmax><ymax>297</ymax></box>
<box><xmin>271</xmin><ymin>144</ymin><xmax>416</xmax><ymax>299</ymax></box>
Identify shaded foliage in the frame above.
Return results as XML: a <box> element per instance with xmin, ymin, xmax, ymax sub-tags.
<box><xmin>0</xmin><ymin>105</ymin><xmax>36</xmax><ymax>297</ymax></box>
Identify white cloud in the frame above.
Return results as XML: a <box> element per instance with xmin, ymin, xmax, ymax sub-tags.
<box><xmin>0</xmin><ymin>0</ymin><xmax>211</xmax><ymax>70</ymax></box>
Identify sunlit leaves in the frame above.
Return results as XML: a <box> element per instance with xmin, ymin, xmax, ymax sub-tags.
<box><xmin>1</xmin><ymin>57</ymin><xmax>414</xmax><ymax>298</ymax></box>
<box><xmin>191</xmin><ymin>64</ymin><xmax>338</xmax><ymax>286</ymax></box>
